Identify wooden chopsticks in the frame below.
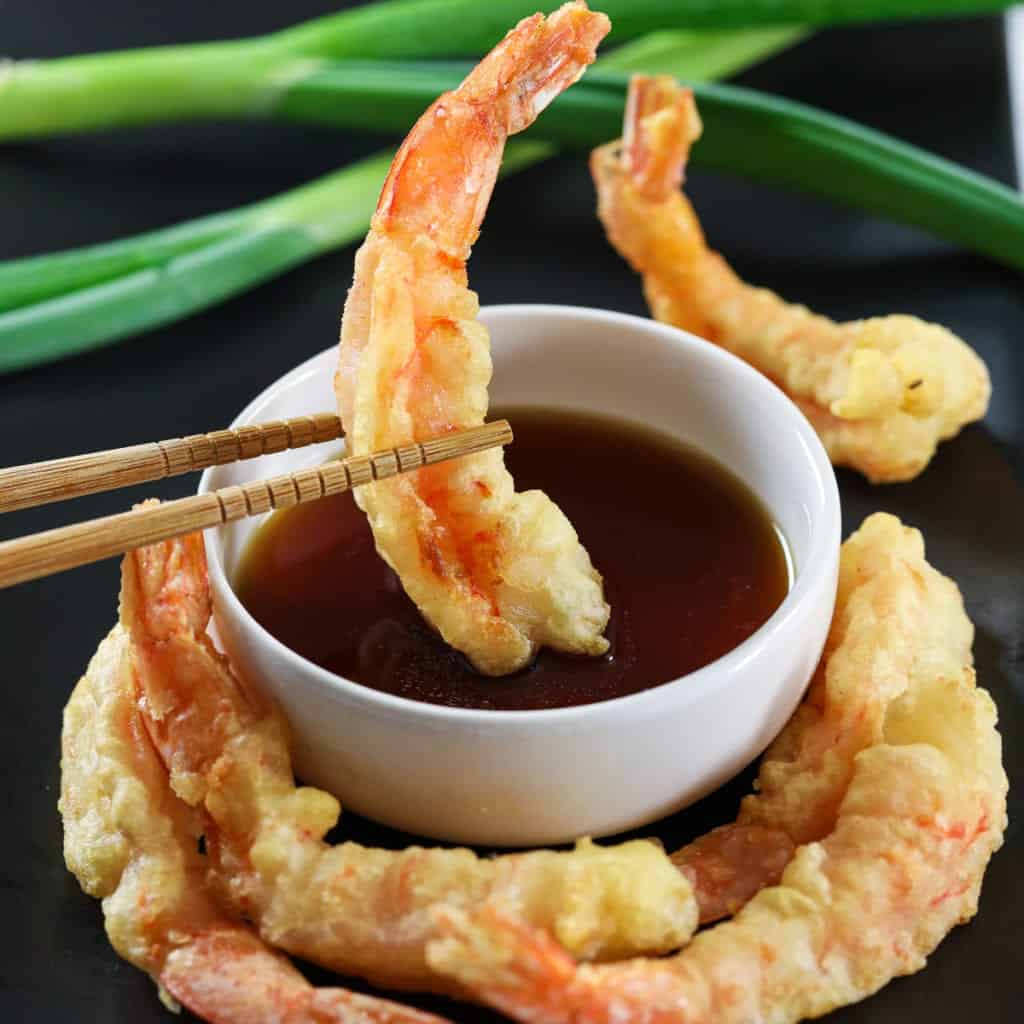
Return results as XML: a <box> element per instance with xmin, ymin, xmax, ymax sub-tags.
<box><xmin>0</xmin><ymin>412</ymin><xmax>344</xmax><ymax>514</ymax></box>
<box><xmin>0</xmin><ymin>419</ymin><xmax>512</xmax><ymax>589</ymax></box>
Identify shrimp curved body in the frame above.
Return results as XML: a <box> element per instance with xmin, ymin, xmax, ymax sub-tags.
<box><xmin>60</xmin><ymin>627</ymin><xmax>448</xmax><ymax>1024</ymax></box>
<box><xmin>336</xmin><ymin>1</ymin><xmax>611</xmax><ymax>675</ymax></box>
<box><xmin>591</xmin><ymin>76</ymin><xmax>991</xmax><ymax>484</ymax></box>
<box><xmin>112</xmin><ymin>523</ymin><xmax>696</xmax><ymax>996</ymax></box>
<box><xmin>429</xmin><ymin>513</ymin><xmax>1008</xmax><ymax>1023</ymax></box>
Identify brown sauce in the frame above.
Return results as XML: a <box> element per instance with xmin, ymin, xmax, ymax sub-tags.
<box><xmin>234</xmin><ymin>408</ymin><xmax>790</xmax><ymax>711</ymax></box>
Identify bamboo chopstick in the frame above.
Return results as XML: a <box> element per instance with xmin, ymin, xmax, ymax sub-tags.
<box><xmin>0</xmin><ymin>420</ymin><xmax>512</xmax><ymax>590</ymax></box>
<box><xmin>0</xmin><ymin>412</ymin><xmax>344</xmax><ymax>514</ymax></box>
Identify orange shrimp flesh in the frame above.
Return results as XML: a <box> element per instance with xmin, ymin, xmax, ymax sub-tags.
<box><xmin>337</xmin><ymin>2</ymin><xmax>611</xmax><ymax>675</ymax></box>
<box><xmin>114</xmin><ymin>523</ymin><xmax>696</xmax><ymax>996</ymax></box>
<box><xmin>591</xmin><ymin>76</ymin><xmax>991</xmax><ymax>484</ymax></box>
<box><xmin>671</xmin><ymin>825</ymin><xmax>795</xmax><ymax>925</ymax></box>
<box><xmin>427</xmin><ymin>513</ymin><xmax>1007</xmax><ymax>1023</ymax></box>
<box><xmin>60</xmin><ymin>627</ymin><xmax>448</xmax><ymax>1024</ymax></box>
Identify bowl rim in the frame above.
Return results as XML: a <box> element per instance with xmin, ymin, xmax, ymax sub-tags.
<box><xmin>201</xmin><ymin>303</ymin><xmax>840</xmax><ymax>726</ymax></box>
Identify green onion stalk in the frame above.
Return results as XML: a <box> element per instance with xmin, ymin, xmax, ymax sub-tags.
<box><xmin>0</xmin><ymin>28</ymin><xmax>803</xmax><ymax>372</ymax></box>
<box><xmin>0</xmin><ymin>0</ymin><xmax>1013</xmax><ymax>140</ymax></box>
<box><xmin>3</xmin><ymin>10</ymin><xmax>1023</xmax><ymax>371</ymax></box>
<box><xmin>277</xmin><ymin>61</ymin><xmax>1024</xmax><ymax>274</ymax></box>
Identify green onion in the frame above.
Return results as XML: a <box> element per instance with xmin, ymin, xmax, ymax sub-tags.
<box><xmin>0</xmin><ymin>0</ymin><xmax>1012</xmax><ymax>140</ymax></box>
<box><xmin>6</xmin><ymin>45</ymin><xmax>1024</xmax><ymax>373</ymax></box>
<box><xmin>5</xmin><ymin>17</ymin><xmax>1021</xmax><ymax>374</ymax></box>
<box><xmin>654</xmin><ymin>80</ymin><xmax>1024</xmax><ymax>275</ymax></box>
<box><xmin>0</xmin><ymin>28</ymin><xmax>788</xmax><ymax>373</ymax></box>
<box><xmin>0</xmin><ymin>156</ymin><xmax>392</xmax><ymax>373</ymax></box>
<box><xmin>273</xmin><ymin>60</ymin><xmax>1024</xmax><ymax>275</ymax></box>
<box><xmin>597</xmin><ymin>26</ymin><xmax>809</xmax><ymax>78</ymax></box>
<box><xmin>0</xmin><ymin>209</ymin><xmax>245</xmax><ymax>314</ymax></box>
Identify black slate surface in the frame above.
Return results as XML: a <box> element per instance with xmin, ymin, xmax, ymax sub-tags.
<box><xmin>1</xmin><ymin>3</ymin><xmax>1021</xmax><ymax>1021</ymax></box>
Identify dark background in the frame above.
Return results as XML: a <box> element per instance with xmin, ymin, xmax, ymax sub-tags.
<box><xmin>1</xmin><ymin>2</ymin><xmax>1022</xmax><ymax>1020</ymax></box>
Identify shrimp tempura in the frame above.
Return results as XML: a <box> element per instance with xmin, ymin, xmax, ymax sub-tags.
<box><xmin>337</xmin><ymin>2</ymin><xmax>611</xmax><ymax>675</ymax></box>
<box><xmin>429</xmin><ymin>513</ymin><xmax>1008</xmax><ymax>1023</ymax></box>
<box><xmin>60</xmin><ymin>628</ymin><xmax>450</xmax><ymax>1024</ymax></box>
<box><xmin>591</xmin><ymin>75</ymin><xmax>991</xmax><ymax>484</ymax></box>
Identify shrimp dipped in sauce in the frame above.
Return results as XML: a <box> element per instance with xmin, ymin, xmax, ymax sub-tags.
<box><xmin>428</xmin><ymin>513</ymin><xmax>1008</xmax><ymax>1024</ymax></box>
<box><xmin>591</xmin><ymin>76</ymin><xmax>991</xmax><ymax>484</ymax></box>
<box><xmin>337</xmin><ymin>1</ymin><xmax>611</xmax><ymax>675</ymax></box>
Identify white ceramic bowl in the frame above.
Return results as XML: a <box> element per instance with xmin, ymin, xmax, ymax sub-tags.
<box><xmin>200</xmin><ymin>305</ymin><xmax>840</xmax><ymax>847</ymax></box>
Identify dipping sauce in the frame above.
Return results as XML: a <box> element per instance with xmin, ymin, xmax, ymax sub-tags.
<box><xmin>234</xmin><ymin>408</ymin><xmax>790</xmax><ymax>711</ymax></box>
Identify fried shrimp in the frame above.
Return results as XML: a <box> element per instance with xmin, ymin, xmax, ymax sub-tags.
<box><xmin>428</xmin><ymin>513</ymin><xmax>1008</xmax><ymax>1023</ymax></box>
<box><xmin>591</xmin><ymin>76</ymin><xmax>991</xmax><ymax>484</ymax></box>
<box><xmin>336</xmin><ymin>1</ymin><xmax>611</xmax><ymax>675</ymax></box>
<box><xmin>60</xmin><ymin>628</ymin><xmax>449</xmax><ymax>1024</ymax></box>
<box><xmin>115</xmin><ymin>527</ymin><xmax>696</xmax><ymax>996</ymax></box>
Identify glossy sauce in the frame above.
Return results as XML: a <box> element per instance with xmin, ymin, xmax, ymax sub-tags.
<box><xmin>234</xmin><ymin>408</ymin><xmax>790</xmax><ymax>711</ymax></box>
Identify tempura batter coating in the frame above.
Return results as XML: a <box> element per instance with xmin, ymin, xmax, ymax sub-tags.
<box><xmin>337</xmin><ymin>2</ymin><xmax>611</xmax><ymax>674</ymax></box>
<box><xmin>60</xmin><ymin>628</ymin><xmax>449</xmax><ymax>1024</ymax></box>
<box><xmin>737</xmin><ymin>510</ymin><xmax>975</xmax><ymax>846</ymax></box>
<box><xmin>117</xmin><ymin>528</ymin><xmax>695</xmax><ymax>996</ymax></box>
<box><xmin>428</xmin><ymin>513</ymin><xmax>1008</xmax><ymax>1023</ymax></box>
<box><xmin>591</xmin><ymin>76</ymin><xmax>991</xmax><ymax>483</ymax></box>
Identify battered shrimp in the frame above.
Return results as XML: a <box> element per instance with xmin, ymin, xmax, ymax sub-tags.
<box><xmin>118</xmin><ymin>526</ymin><xmax>696</xmax><ymax>996</ymax></box>
<box><xmin>591</xmin><ymin>76</ymin><xmax>991</xmax><ymax>484</ymax></box>
<box><xmin>336</xmin><ymin>1</ymin><xmax>611</xmax><ymax>675</ymax></box>
<box><xmin>428</xmin><ymin>513</ymin><xmax>1008</xmax><ymax>1023</ymax></box>
<box><xmin>60</xmin><ymin>628</ymin><xmax>448</xmax><ymax>1024</ymax></box>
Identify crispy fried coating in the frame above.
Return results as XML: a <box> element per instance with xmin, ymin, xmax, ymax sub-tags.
<box><xmin>737</xmin><ymin>511</ymin><xmax>976</xmax><ymax>845</ymax></box>
<box><xmin>591</xmin><ymin>76</ymin><xmax>991</xmax><ymax>483</ymax></box>
<box><xmin>337</xmin><ymin>2</ymin><xmax>611</xmax><ymax>675</ymax></box>
<box><xmin>60</xmin><ymin>628</ymin><xmax>448</xmax><ymax>1024</ymax></box>
<box><xmin>428</xmin><ymin>513</ymin><xmax>1008</xmax><ymax>1023</ymax></box>
<box><xmin>117</xmin><ymin>530</ymin><xmax>696</xmax><ymax>996</ymax></box>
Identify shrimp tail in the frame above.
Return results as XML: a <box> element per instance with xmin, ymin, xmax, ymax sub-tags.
<box><xmin>429</xmin><ymin>905</ymin><xmax>695</xmax><ymax>1024</ymax></box>
<box><xmin>622</xmin><ymin>74</ymin><xmax>702</xmax><ymax>200</ymax></box>
<box><xmin>461</xmin><ymin>1</ymin><xmax>610</xmax><ymax>133</ymax></box>
<box><xmin>428</xmin><ymin>905</ymin><xmax>583</xmax><ymax>1023</ymax></box>
<box><xmin>375</xmin><ymin>1</ymin><xmax>609</xmax><ymax>256</ymax></box>
<box><xmin>120</xmin><ymin>505</ymin><xmax>210</xmax><ymax>641</ymax></box>
<box><xmin>163</xmin><ymin>929</ymin><xmax>447</xmax><ymax>1024</ymax></box>
<box><xmin>121</xmin><ymin>527</ymin><xmax>260</xmax><ymax>809</ymax></box>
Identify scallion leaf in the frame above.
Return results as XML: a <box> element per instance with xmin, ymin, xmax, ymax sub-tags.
<box><xmin>0</xmin><ymin>0</ymin><xmax>1012</xmax><ymax>139</ymax></box>
<box><xmin>0</xmin><ymin>154</ymin><xmax>392</xmax><ymax>373</ymax></box>
<box><xmin>0</xmin><ymin>28</ymin><xmax>790</xmax><ymax>373</ymax></box>
<box><xmin>274</xmin><ymin>60</ymin><xmax>1024</xmax><ymax>275</ymax></box>
<box><xmin>5</xmin><ymin>20</ymin><xmax>1020</xmax><ymax>374</ymax></box>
